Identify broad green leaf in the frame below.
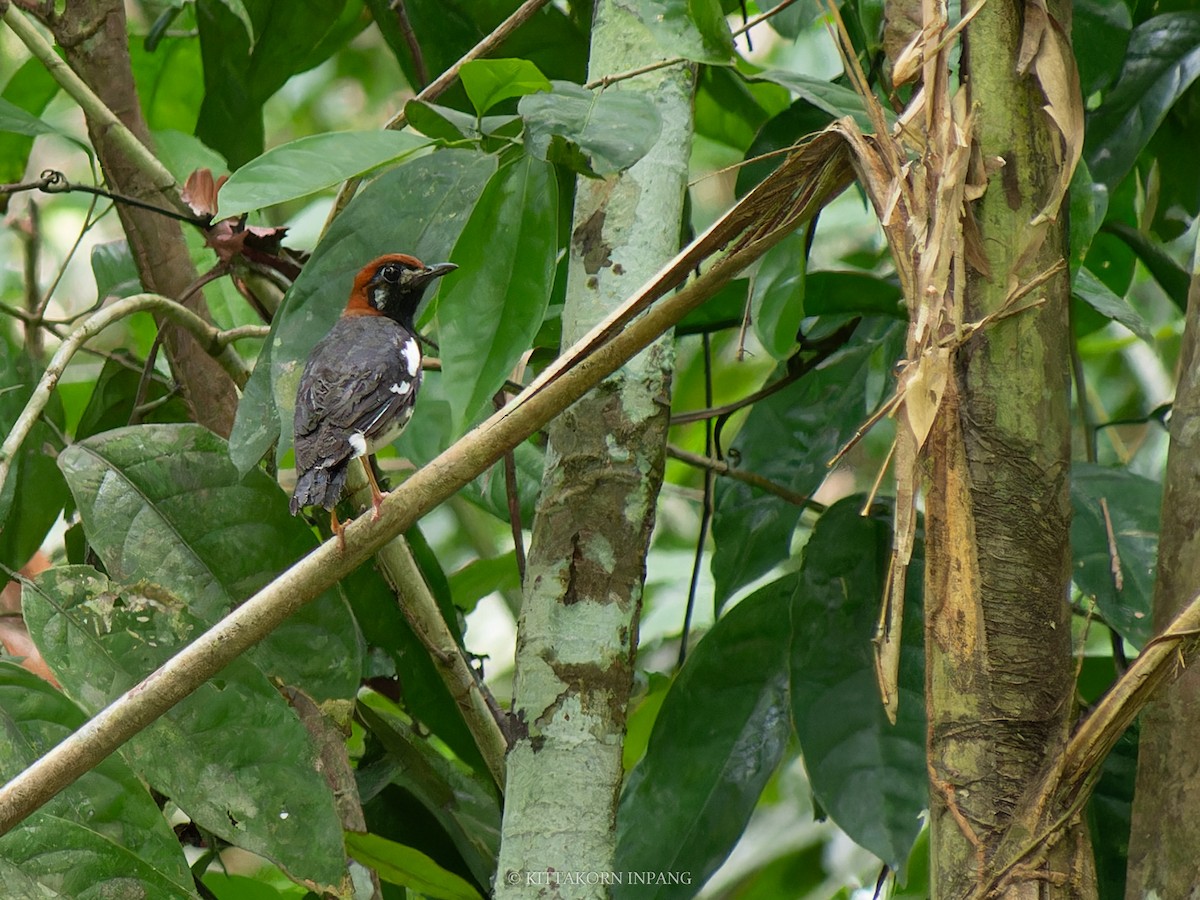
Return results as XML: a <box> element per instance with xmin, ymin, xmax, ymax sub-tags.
<box><xmin>0</xmin><ymin>59</ymin><xmax>58</xmax><ymax>186</ymax></box>
<box><xmin>90</xmin><ymin>240</ymin><xmax>142</xmax><ymax>302</ymax></box>
<box><xmin>790</xmin><ymin>497</ymin><xmax>926</xmax><ymax>873</ymax></box>
<box><xmin>130</xmin><ymin>30</ymin><xmax>206</xmax><ymax>133</ymax></box>
<box><xmin>1086</xmin><ymin>11</ymin><xmax>1200</xmax><ymax>190</ymax></box>
<box><xmin>710</xmin><ymin>319</ymin><xmax>903</xmax><ymax>608</ymax></box>
<box><xmin>1087</xmin><ymin>725</ymin><xmax>1136</xmax><ymax>900</ymax></box>
<box><xmin>459</xmin><ymin>58</ymin><xmax>551</xmax><ymax>115</ymax></box>
<box><xmin>696</xmin><ymin>65</ymin><xmax>791</xmax><ymax>156</ymax></box>
<box><xmin>345</xmin><ymin>832</ymin><xmax>483</xmax><ymax>900</ymax></box>
<box><xmin>0</xmin><ymin>96</ymin><xmax>60</xmax><ymax>138</ymax></box>
<box><xmin>1072</xmin><ymin>267</ymin><xmax>1153</xmax><ymax>342</ymax></box>
<box><xmin>0</xmin><ymin>662</ymin><xmax>194</xmax><ymax>895</ymax></box>
<box><xmin>357</xmin><ymin>694</ymin><xmax>500</xmax><ymax>887</ymax></box>
<box><xmin>635</xmin><ymin>0</ymin><xmax>736</xmax><ymax>64</ymax></box>
<box><xmin>1070</xmin><ymin>463</ymin><xmax>1160</xmax><ymax>648</ymax></box>
<box><xmin>448</xmin><ymin>551</ymin><xmax>520</xmax><ymax>613</ymax></box>
<box><xmin>58</xmin><ymin>424</ymin><xmax>362</xmax><ymax>700</ymax></box>
<box><xmin>0</xmin><ymin>815</ymin><xmax>195</xmax><ymax>900</ymax></box>
<box><xmin>1074</xmin><ymin>0</ymin><xmax>1133</xmax><ymax>97</ymax></box>
<box><xmin>74</xmin><ymin>354</ymin><xmax>192</xmax><ymax>440</ymax></box>
<box><xmin>0</xmin><ymin>338</ymin><xmax>69</xmax><ymax>572</ymax></box>
<box><xmin>218</xmin><ymin>131</ymin><xmax>428</xmax><ymax>217</ymax></box>
<box><xmin>751</xmin><ymin>226</ymin><xmax>808</xmax><ymax>359</ymax></box>
<box><xmin>22</xmin><ymin>568</ymin><xmax>347</xmax><ymax>890</ymax></box>
<box><xmin>805</xmin><ymin>271</ymin><xmax>904</xmax><ymax>317</ymax></box>
<box><xmin>520</xmin><ymin>81</ymin><xmax>662</xmax><ymax>176</ymax></box>
<box><xmin>229</xmin><ymin>148</ymin><xmax>496</xmax><ymax>473</ymax></box>
<box><xmin>196</xmin><ymin>0</ymin><xmax>367</xmax><ymax>167</ymax></box>
<box><xmin>1068</xmin><ymin>161</ymin><xmax>1108</xmax><ymax>277</ymax></box>
<box><xmin>437</xmin><ymin>155</ymin><xmax>558</xmax><ymax>432</ymax></box>
<box><xmin>614</xmin><ymin>584</ymin><xmax>793</xmax><ymax>899</ymax></box>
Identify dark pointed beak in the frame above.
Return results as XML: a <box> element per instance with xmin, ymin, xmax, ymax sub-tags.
<box><xmin>418</xmin><ymin>262</ymin><xmax>457</xmax><ymax>284</ymax></box>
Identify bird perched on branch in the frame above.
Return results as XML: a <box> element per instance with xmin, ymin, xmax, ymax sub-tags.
<box><xmin>290</xmin><ymin>253</ymin><xmax>456</xmax><ymax>540</ymax></box>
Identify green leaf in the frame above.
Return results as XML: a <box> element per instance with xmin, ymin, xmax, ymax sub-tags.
<box><xmin>1086</xmin><ymin>11</ymin><xmax>1200</xmax><ymax>190</ymax></box>
<box><xmin>790</xmin><ymin>497</ymin><xmax>926</xmax><ymax>873</ymax></box>
<box><xmin>229</xmin><ymin>148</ymin><xmax>496</xmax><ymax>473</ymax></box>
<box><xmin>74</xmin><ymin>354</ymin><xmax>192</xmax><ymax>440</ymax></box>
<box><xmin>635</xmin><ymin>0</ymin><xmax>736</xmax><ymax>64</ymax></box>
<box><xmin>805</xmin><ymin>270</ymin><xmax>904</xmax><ymax>317</ymax></box>
<box><xmin>520</xmin><ymin>81</ymin><xmax>662</xmax><ymax>176</ymax></box>
<box><xmin>1068</xmin><ymin>161</ymin><xmax>1109</xmax><ymax>277</ymax></box>
<box><xmin>196</xmin><ymin>0</ymin><xmax>367</xmax><ymax>167</ymax></box>
<box><xmin>218</xmin><ymin>130</ymin><xmax>428</xmax><ymax>217</ymax></box>
<box><xmin>58</xmin><ymin>424</ymin><xmax>362</xmax><ymax>700</ymax></box>
<box><xmin>437</xmin><ymin>155</ymin><xmax>558</xmax><ymax>432</ymax></box>
<box><xmin>0</xmin><ymin>60</ymin><xmax>58</xmax><ymax>187</ymax></box>
<box><xmin>448</xmin><ymin>552</ymin><xmax>520</xmax><ymax>613</ymax></box>
<box><xmin>751</xmin><ymin>226</ymin><xmax>808</xmax><ymax>359</ymax></box>
<box><xmin>0</xmin><ymin>96</ymin><xmax>60</xmax><ymax>138</ymax></box>
<box><xmin>614</xmin><ymin>584</ymin><xmax>793</xmax><ymax>899</ymax></box>
<box><xmin>357</xmin><ymin>694</ymin><xmax>500</xmax><ymax>887</ymax></box>
<box><xmin>345</xmin><ymin>832</ymin><xmax>483</xmax><ymax>900</ymax></box>
<box><xmin>1074</xmin><ymin>0</ymin><xmax>1133</xmax><ymax>97</ymax></box>
<box><xmin>1087</xmin><ymin>725</ymin><xmax>1136</xmax><ymax>900</ymax></box>
<box><xmin>0</xmin><ymin>339</ymin><xmax>69</xmax><ymax>572</ymax></box>
<box><xmin>1072</xmin><ymin>267</ymin><xmax>1153</xmax><ymax>342</ymax></box>
<box><xmin>747</xmin><ymin>70</ymin><xmax>883</xmax><ymax>132</ymax></box>
<box><xmin>0</xmin><ymin>662</ymin><xmax>194</xmax><ymax>895</ymax></box>
<box><xmin>710</xmin><ymin>320</ymin><xmax>903</xmax><ymax>608</ymax></box>
<box><xmin>0</xmin><ymin>815</ymin><xmax>196</xmax><ymax>899</ymax></box>
<box><xmin>90</xmin><ymin>240</ymin><xmax>143</xmax><ymax>302</ymax></box>
<box><xmin>1070</xmin><ymin>463</ymin><xmax>1160</xmax><ymax>648</ymax></box>
<box><xmin>459</xmin><ymin>58</ymin><xmax>551</xmax><ymax>115</ymax></box>
<box><xmin>342</xmin><ymin>561</ymin><xmax>489</xmax><ymax>777</ymax></box>
<box><xmin>22</xmin><ymin>567</ymin><xmax>347</xmax><ymax>890</ymax></box>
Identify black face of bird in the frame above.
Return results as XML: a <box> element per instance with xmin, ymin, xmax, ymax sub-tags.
<box><xmin>368</xmin><ymin>260</ymin><xmax>457</xmax><ymax>319</ymax></box>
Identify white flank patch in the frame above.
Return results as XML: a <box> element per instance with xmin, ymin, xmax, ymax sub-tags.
<box><xmin>389</xmin><ymin>381</ymin><xmax>411</xmax><ymax>396</ymax></box>
<box><xmin>348</xmin><ymin>432</ymin><xmax>368</xmax><ymax>458</ymax></box>
<box><xmin>402</xmin><ymin>339</ymin><xmax>420</xmax><ymax>377</ymax></box>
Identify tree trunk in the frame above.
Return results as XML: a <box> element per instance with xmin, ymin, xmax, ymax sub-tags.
<box><xmin>53</xmin><ymin>1</ymin><xmax>239</xmax><ymax>436</ymax></box>
<box><xmin>1125</xmin><ymin>239</ymin><xmax>1200</xmax><ymax>898</ymax></box>
<box><xmin>926</xmin><ymin>0</ymin><xmax>1092</xmax><ymax>895</ymax></box>
<box><xmin>494</xmin><ymin>2</ymin><xmax>693</xmax><ymax>894</ymax></box>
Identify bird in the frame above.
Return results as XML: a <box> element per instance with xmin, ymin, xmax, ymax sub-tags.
<box><xmin>290</xmin><ymin>253</ymin><xmax>456</xmax><ymax>540</ymax></box>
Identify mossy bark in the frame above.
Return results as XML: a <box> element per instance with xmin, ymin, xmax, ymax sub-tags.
<box><xmin>925</xmin><ymin>0</ymin><xmax>1092</xmax><ymax>896</ymax></box>
<box><xmin>494</xmin><ymin>2</ymin><xmax>693</xmax><ymax>895</ymax></box>
<box><xmin>1125</xmin><ymin>248</ymin><xmax>1200</xmax><ymax>899</ymax></box>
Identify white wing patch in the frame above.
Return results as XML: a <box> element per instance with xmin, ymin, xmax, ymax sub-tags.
<box><xmin>389</xmin><ymin>381</ymin><xmax>412</xmax><ymax>396</ymax></box>
<box><xmin>402</xmin><ymin>339</ymin><xmax>421</xmax><ymax>377</ymax></box>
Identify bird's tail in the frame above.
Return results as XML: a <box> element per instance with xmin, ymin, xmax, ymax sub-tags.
<box><xmin>290</xmin><ymin>463</ymin><xmax>349</xmax><ymax>515</ymax></box>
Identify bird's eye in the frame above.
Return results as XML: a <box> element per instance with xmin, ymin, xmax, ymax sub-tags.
<box><xmin>380</xmin><ymin>264</ymin><xmax>402</xmax><ymax>283</ymax></box>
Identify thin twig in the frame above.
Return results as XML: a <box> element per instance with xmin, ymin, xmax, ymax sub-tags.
<box><xmin>390</xmin><ymin>0</ymin><xmax>428</xmax><ymax>88</ymax></box>
<box><xmin>678</xmin><ymin>333</ymin><xmax>715</xmax><ymax>667</ymax></box>
<box><xmin>666</xmin><ymin>444</ymin><xmax>818</xmax><ymax>508</ymax></box>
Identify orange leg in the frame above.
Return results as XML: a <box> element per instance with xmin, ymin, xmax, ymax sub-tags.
<box><xmin>360</xmin><ymin>457</ymin><xmax>386</xmax><ymax>519</ymax></box>
<box><xmin>330</xmin><ymin>508</ymin><xmax>346</xmax><ymax>552</ymax></box>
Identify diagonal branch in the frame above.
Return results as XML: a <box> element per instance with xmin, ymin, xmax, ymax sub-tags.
<box><xmin>0</xmin><ymin>130</ymin><xmax>854</xmax><ymax>835</ymax></box>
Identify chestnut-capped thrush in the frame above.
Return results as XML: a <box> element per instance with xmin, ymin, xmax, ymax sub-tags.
<box><xmin>290</xmin><ymin>253</ymin><xmax>455</xmax><ymax>538</ymax></box>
